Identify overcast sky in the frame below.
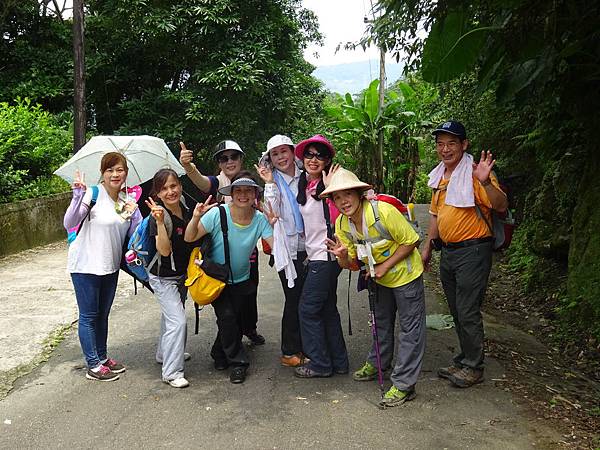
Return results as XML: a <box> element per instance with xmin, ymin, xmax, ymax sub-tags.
<box><xmin>302</xmin><ymin>0</ymin><xmax>388</xmax><ymax>66</ymax></box>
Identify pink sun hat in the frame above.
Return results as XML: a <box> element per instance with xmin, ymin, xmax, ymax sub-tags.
<box><xmin>294</xmin><ymin>134</ymin><xmax>335</xmax><ymax>161</ymax></box>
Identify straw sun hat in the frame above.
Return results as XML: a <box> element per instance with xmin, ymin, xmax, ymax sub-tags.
<box><xmin>320</xmin><ymin>167</ymin><xmax>372</xmax><ymax>198</ymax></box>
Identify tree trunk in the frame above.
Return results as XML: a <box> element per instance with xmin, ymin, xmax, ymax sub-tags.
<box><xmin>376</xmin><ymin>47</ymin><xmax>386</xmax><ymax>192</ymax></box>
<box><xmin>73</xmin><ymin>0</ymin><xmax>86</xmax><ymax>153</ymax></box>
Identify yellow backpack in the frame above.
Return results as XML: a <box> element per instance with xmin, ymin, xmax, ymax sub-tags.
<box><xmin>185</xmin><ymin>205</ymin><xmax>231</xmax><ymax>306</ymax></box>
<box><xmin>185</xmin><ymin>247</ymin><xmax>227</xmax><ymax>305</ymax></box>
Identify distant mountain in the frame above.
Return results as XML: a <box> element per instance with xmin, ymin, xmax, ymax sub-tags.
<box><xmin>312</xmin><ymin>60</ymin><xmax>404</xmax><ymax>95</ymax></box>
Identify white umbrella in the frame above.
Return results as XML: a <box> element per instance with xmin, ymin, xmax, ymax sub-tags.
<box><xmin>54</xmin><ymin>135</ymin><xmax>186</xmax><ymax>185</ymax></box>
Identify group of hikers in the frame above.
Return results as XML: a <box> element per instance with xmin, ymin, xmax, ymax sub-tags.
<box><xmin>64</xmin><ymin>120</ymin><xmax>508</xmax><ymax>408</ymax></box>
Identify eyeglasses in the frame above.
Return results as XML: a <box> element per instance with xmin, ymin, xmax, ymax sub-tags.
<box><xmin>217</xmin><ymin>153</ymin><xmax>242</xmax><ymax>164</ymax></box>
<box><xmin>303</xmin><ymin>150</ymin><xmax>329</xmax><ymax>161</ymax></box>
<box><xmin>435</xmin><ymin>141</ymin><xmax>460</xmax><ymax>151</ymax></box>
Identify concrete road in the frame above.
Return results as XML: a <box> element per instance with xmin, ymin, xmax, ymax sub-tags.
<box><xmin>0</xmin><ymin>206</ymin><xmax>561</xmax><ymax>449</ymax></box>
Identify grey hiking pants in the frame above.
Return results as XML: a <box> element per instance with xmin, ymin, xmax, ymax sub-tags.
<box><xmin>149</xmin><ymin>273</ymin><xmax>188</xmax><ymax>381</ymax></box>
<box><xmin>367</xmin><ymin>275</ymin><xmax>426</xmax><ymax>391</ymax></box>
<box><xmin>440</xmin><ymin>241</ymin><xmax>493</xmax><ymax>371</ymax></box>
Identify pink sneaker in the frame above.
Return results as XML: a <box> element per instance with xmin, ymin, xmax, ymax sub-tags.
<box><xmin>86</xmin><ymin>365</ymin><xmax>120</xmax><ymax>382</ymax></box>
<box><xmin>103</xmin><ymin>358</ymin><xmax>126</xmax><ymax>374</ymax></box>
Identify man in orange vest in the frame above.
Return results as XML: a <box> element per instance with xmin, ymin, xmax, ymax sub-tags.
<box><xmin>421</xmin><ymin>121</ymin><xmax>508</xmax><ymax>388</ymax></box>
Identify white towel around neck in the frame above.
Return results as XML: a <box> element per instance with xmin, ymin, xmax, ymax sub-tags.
<box><xmin>427</xmin><ymin>152</ymin><xmax>475</xmax><ymax>207</ymax></box>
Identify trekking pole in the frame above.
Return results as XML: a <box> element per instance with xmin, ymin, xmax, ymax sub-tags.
<box><xmin>367</xmin><ymin>278</ymin><xmax>385</xmax><ymax>398</ymax></box>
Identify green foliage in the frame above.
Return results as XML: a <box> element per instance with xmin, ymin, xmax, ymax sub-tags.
<box><xmin>0</xmin><ymin>1</ymin><xmax>73</xmax><ymax>112</ymax></box>
<box><xmin>0</xmin><ymin>99</ymin><xmax>71</xmax><ymax>203</ymax></box>
<box><xmin>412</xmin><ymin>172</ymin><xmax>432</xmax><ymax>204</ymax></box>
<box><xmin>325</xmin><ymin>76</ymin><xmax>437</xmax><ymax>201</ymax></box>
<box><xmin>371</xmin><ymin>0</ymin><xmax>600</xmax><ymax>345</ymax></box>
<box><xmin>84</xmin><ymin>0</ymin><xmax>323</xmax><ymax>163</ymax></box>
<box><xmin>421</xmin><ymin>12</ymin><xmax>498</xmax><ymax>83</ymax></box>
<box><xmin>1</xmin><ymin>0</ymin><xmax>324</xmax><ymax>170</ymax></box>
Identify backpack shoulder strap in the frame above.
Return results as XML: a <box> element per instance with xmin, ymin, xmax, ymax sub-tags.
<box><xmin>90</xmin><ymin>185</ymin><xmax>99</xmax><ymax>206</ymax></box>
<box><xmin>218</xmin><ymin>205</ymin><xmax>232</xmax><ymax>283</ymax></box>
<box><xmin>322</xmin><ymin>198</ymin><xmax>333</xmax><ymax>239</ymax></box>
<box><xmin>369</xmin><ymin>200</ymin><xmax>392</xmax><ymax>241</ymax></box>
<box><xmin>474</xmin><ymin>203</ymin><xmax>493</xmax><ymax>235</ymax></box>
<box><xmin>74</xmin><ymin>186</ymin><xmax>100</xmax><ymax>240</ymax></box>
<box><xmin>322</xmin><ymin>198</ymin><xmax>333</xmax><ymax>261</ymax></box>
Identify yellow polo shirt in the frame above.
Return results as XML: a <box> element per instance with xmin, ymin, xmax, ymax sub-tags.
<box><xmin>335</xmin><ymin>199</ymin><xmax>423</xmax><ymax>288</ymax></box>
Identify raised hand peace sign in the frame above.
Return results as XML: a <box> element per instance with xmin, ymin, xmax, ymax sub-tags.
<box><xmin>72</xmin><ymin>170</ymin><xmax>87</xmax><ymax>190</ymax></box>
<box><xmin>254</xmin><ymin>163</ymin><xmax>274</xmax><ymax>184</ymax></box>
<box><xmin>145</xmin><ymin>197</ymin><xmax>164</xmax><ymax>225</ymax></box>
<box><xmin>264</xmin><ymin>200</ymin><xmax>279</xmax><ymax>226</ymax></box>
<box><xmin>192</xmin><ymin>195</ymin><xmax>217</xmax><ymax>218</ymax></box>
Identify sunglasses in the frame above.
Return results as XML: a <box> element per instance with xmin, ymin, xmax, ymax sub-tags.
<box><xmin>217</xmin><ymin>153</ymin><xmax>242</xmax><ymax>164</ymax></box>
<box><xmin>303</xmin><ymin>150</ymin><xmax>329</xmax><ymax>161</ymax></box>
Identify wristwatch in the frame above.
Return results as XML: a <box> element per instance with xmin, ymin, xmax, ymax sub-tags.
<box><xmin>480</xmin><ymin>178</ymin><xmax>491</xmax><ymax>187</ymax></box>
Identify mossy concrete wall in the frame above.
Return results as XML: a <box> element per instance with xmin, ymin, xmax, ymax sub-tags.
<box><xmin>0</xmin><ymin>193</ymin><xmax>70</xmax><ymax>256</ymax></box>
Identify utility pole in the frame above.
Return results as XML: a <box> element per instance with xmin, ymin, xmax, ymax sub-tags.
<box><xmin>73</xmin><ymin>0</ymin><xmax>86</xmax><ymax>153</ymax></box>
<box><xmin>376</xmin><ymin>46</ymin><xmax>386</xmax><ymax>191</ymax></box>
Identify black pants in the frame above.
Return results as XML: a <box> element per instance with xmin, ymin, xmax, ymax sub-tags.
<box><xmin>211</xmin><ymin>280</ymin><xmax>257</xmax><ymax>367</ymax></box>
<box><xmin>241</xmin><ymin>247</ymin><xmax>259</xmax><ymax>336</ymax></box>
<box><xmin>278</xmin><ymin>251</ymin><xmax>307</xmax><ymax>356</ymax></box>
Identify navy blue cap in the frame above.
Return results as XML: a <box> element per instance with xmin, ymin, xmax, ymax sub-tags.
<box><xmin>432</xmin><ymin>121</ymin><xmax>467</xmax><ymax>140</ymax></box>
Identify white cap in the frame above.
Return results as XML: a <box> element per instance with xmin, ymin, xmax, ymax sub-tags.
<box><xmin>260</xmin><ymin>135</ymin><xmax>294</xmax><ymax>166</ymax></box>
<box><xmin>213</xmin><ymin>140</ymin><xmax>244</xmax><ymax>159</ymax></box>
<box><xmin>267</xmin><ymin>135</ymin><xmax>294</xmax><ymax>152</ymax></box>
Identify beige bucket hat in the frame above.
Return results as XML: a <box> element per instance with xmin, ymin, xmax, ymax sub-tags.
<box><xmin>320</xmin><ymin>167</ymin><xmax>372</xmax><ymax>198</ymax></box>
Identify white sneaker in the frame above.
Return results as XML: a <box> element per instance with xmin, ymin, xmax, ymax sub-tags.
<box><xmin>156</xmin><ymin>353</ymin><xmax>191</xmax><ymax>364</ymax></box>
<box><xmin>164</xmin><ymin>377</ymin><xmax>189</xmax><ymax>388</ymax></box>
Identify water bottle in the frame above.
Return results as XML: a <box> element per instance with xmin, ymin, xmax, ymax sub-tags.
<box><xmin>125</xmin><ymin>250</ymin><xmax>137</xmax><ymax>264</ymax></box>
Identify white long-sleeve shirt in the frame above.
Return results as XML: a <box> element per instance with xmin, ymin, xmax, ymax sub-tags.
<box><xmin>263</xmin><ymin>166</ymin><xmax>305</xmax><ymax>260</ymax></box>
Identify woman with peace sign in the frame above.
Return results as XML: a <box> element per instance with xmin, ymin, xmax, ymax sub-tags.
<box><xmin>292</xmin><ymin>135</ymin><xmax>349</xmax><ymax>379</ymax></box>
<box><xmin>63</xmin><ymin>152</ymin><xmax>141</xmax><ymax>382</ymax></box>
<box><xmin>184</xmin><ymin>171</ymin><xmax>275</xmax><ymax>384</ymax></box>
<box><xmin>145</xmin><ymin>168</ymin><xmax>201</xmax><ymax>388</ymax></box>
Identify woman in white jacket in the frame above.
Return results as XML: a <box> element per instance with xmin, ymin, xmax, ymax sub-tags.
<box><xmin>256</xmin><ymin>135</ymin><xmax>307</xmax><ymax>367</ymax></box>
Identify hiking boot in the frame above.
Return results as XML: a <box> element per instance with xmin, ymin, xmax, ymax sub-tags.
<box><xmin>294</xmin><ymin>366</ymin><xmax>332</xmax><ymax>378</ymax></box>
<box><xmin>163</xmin><ymin>377</ymin><xmax>189</xmax><ymax>388</ymax></box>
<box><xmin>437</xmin><ymin>365</ymin><xmax>461</xmax><ymax>380</ymax></box>
<box><xmin>103</xmin><ymin>358</ymin><xmax>126</xmax><ymax>374</ymax></box>
<box><xmin>230</xmin><ymin>366</ymin><xmax>247</xmax><ymax>384</ymax></box>
<box><xmin>448</xmin><ymin>367</ymin><xmax>484</xmax><ymax>388</ymax></box>
<box><xmin>379</xmin><ymin>386</ymin><xmax>416</xmax><ymax>408</ymax></box>
<box><xmin>157</xmin><ymin>352</ymin><xmax>191</xmax><ymax>364</ymax></box>
<box><xmin>245</xmin><ymin>331</ymin><xmax>265</xmax><ymax>346</ymax></box>
<box><xmin>353</xmin><ymin>362</ymin><xmax>378</xmax><ymax>381</ymax></box>
<box><xmin>85</xmin><ymin>365</ymin><xmax>120</xmax><ymax>382</ymax></box>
